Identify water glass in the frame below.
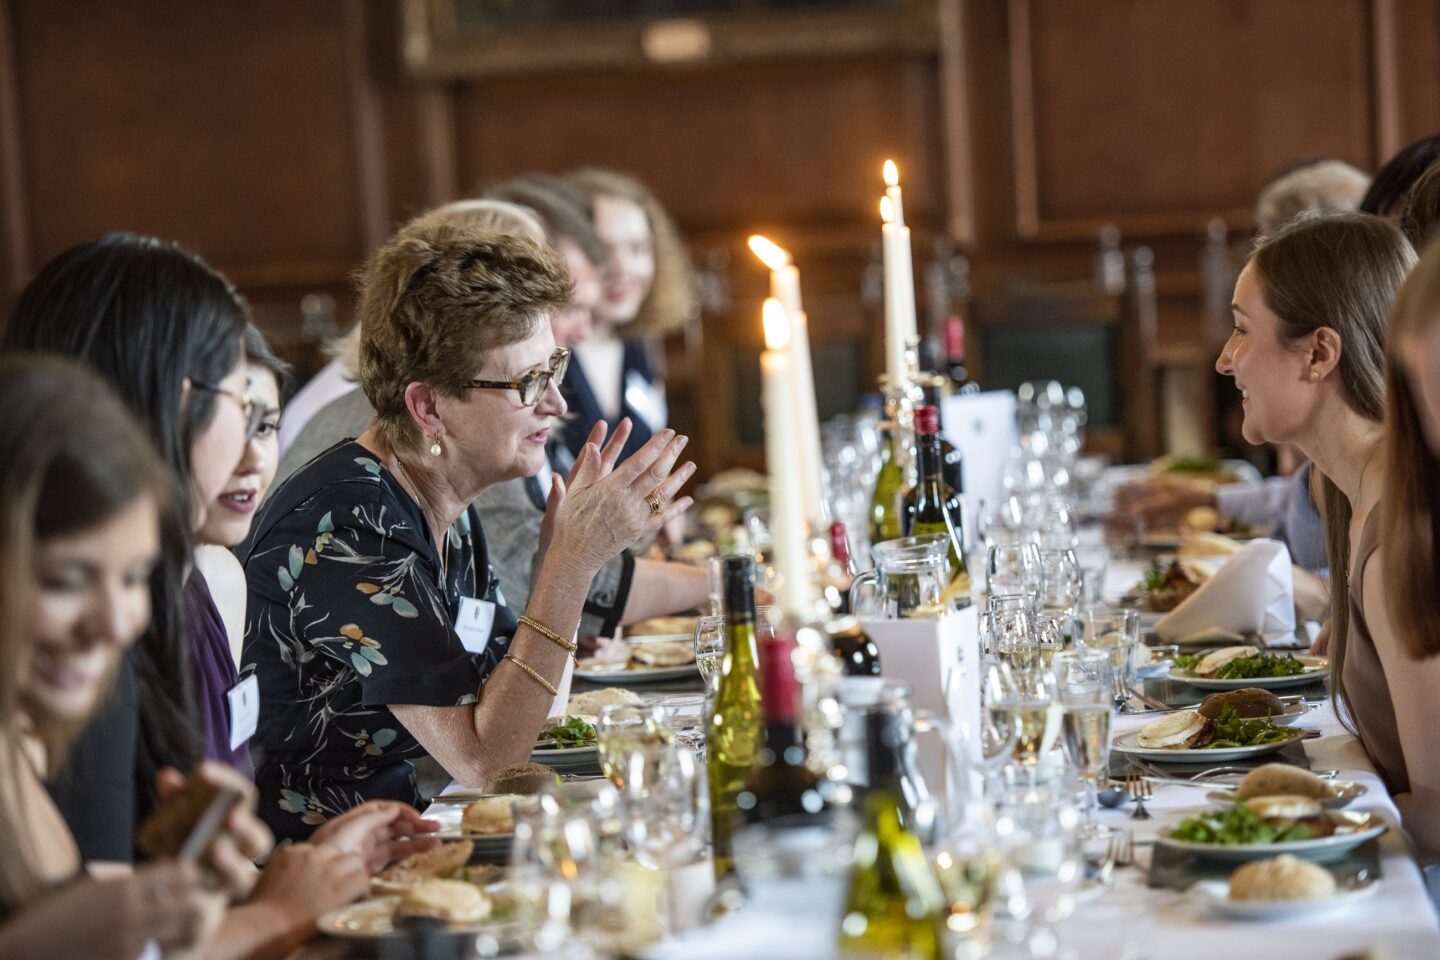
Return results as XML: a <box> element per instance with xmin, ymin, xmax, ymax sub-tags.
<box><xmin>510</xmin><ymin>796</ymin><xmax>624</xmax><ymax>955</ymax></box>
<box><xmin>1077</xmin><ymin>607</ymin><xmax>1141</xmax><ymax>706</ymax></box>
<box><xmin>656</xmin><ymin>693</ymin><xmax>707</xmax><ymax>758</ymax></box>
<box><xmin>732</xmin><ymin>813</ymin><xmax>853</xmax><ymax>926</ymax></box>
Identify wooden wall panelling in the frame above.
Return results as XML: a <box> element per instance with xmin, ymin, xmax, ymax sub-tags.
<box><xmin>0</xmin><ymin>0</ymin><xmax>29</xmax><ymax>313</ymax></box>
<box><xmin>1388</xmin><ymin>0</ymin><xmax>1440</xmax><ymax>146</ymax></box>
<box><xmin>1006</xmin><ymin>0</ymin><xmax>1381</xmax><ymax>242</ymax></box>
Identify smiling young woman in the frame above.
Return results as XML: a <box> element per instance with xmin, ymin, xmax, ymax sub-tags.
<box><xmin>1216</xmin><ymin>211</ymin><xmax>1415</xmax><ymax>798</ymax></box>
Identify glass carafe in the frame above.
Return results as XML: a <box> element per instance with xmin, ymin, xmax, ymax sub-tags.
<box><xmin>850</xmin><ymin>533</ymin><xmax>951</xmax><ymax>619</ymax></box>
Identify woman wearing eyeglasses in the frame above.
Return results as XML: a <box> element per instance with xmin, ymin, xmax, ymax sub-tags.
<box><xmin>240</xmin><ymin>221</ymin><xmax>694</xmax><ymax>841</ymax></box>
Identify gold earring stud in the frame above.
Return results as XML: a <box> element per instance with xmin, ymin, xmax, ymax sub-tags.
<box><xmin>1310</xmin><ymin>368</ymin><xmax>1321</xmax><ymax>381</ymax></box>
<box><xmin>430</xmin><ymin>436</ymin><xmax>442</xmax><ymax>456</ymax></box>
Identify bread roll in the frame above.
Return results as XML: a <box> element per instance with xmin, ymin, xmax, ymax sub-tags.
<box><xmin>566</xmin><ymin>686</ymin><xmax>642</xmax><ymax>717</ymax></box>
<box><xmin>486</xmin><ymin>762</ymin><xmax>559</xmax><ymax>796</ymax></box>
<box><xmin>1235</xmin><ymin>764</ymin><xmax>1336</xmax><ymax>800</ymax></box>
<box><xmin>1197</xmin><ymin>688</ymin><xmax>1285</xmax><ymax>720</ymax></box>
<box><xmin>462</xmin><ymin>796</ymin><xmax>518</xmax><ymax>835</ymax></box>
<box><xmin>377</xmin><ymin>840</ymin><xmax>474</xmax><ymax>889</ymax></box>
<box><xmin>394</xmin><ymin>879</ymin><xmax>492</xmax><ymax>924</ymax></box>
<box><xmin>1229</xmin><ymin>855</ymin><xmax>1336</xmax><ymax>901</ymax></box>
<box><xmin>630</xmin><ymin>640</ymin><xmax>694</xmax><ymax>667</ymax></box>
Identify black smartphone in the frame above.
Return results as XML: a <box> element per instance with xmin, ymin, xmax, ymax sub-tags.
<box><xmin>177</xmin><ymin>787</ymin><xmax>244</xmax><ymax>863</ymax></box>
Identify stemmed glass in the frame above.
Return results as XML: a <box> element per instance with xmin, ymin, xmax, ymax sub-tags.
<box><xmin>1053</xmin><ymin>649</ymin><xmax>1115</xmax><ymax>841</ymax></box>
<box><xmin>510</xmin><ymin>794</ymin><xmax>625</xmax><ymax>956</ymax></box>
<box><xmin>597</xmin><ymin>703</ymin><xmax>672</xmax><ymax>793</ymax></box>
<box><xmin>615</xmin><ymin>741</ymin><xmax>708</xmax><ymax>935</ymax></box>
<box><xmin>1010</xmin><ymin>667</ymin><xmax>1056</xmax><ymax>779</ymax></box>
<box><xmin>989</xmin><ymin>607</ymin><xmax>1037</xmax><ymax>669</ymax></box>
<box><xmin>986</xmin><ymin>541</ymin><xmax>1043</xmax><ymax>599</ymax></box>
<box><xmin>972</xmin><ymin>657</ymin><xmax>1022</xmax><ymax>789</ymax></box>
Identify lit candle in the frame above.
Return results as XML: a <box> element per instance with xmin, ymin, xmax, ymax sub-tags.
<box><xmin>761</xmin><ymin>298</ymin><xmax>813</xmax><ymax>619</ymax></box>
<box><xmin>881</xmin><ymin>160</ymin><xmax>919</xmax><ymax>382</ymax></box>
<box><xmin>748</xmin><ymin>235</ymin><xmax>825</xmax><ymax>526</ymax></box>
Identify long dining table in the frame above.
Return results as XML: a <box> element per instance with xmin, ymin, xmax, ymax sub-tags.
<box><xmin>293</xmin><ymin>552</ymin><xmax>1440</xmax><ymax>959</ymax></box>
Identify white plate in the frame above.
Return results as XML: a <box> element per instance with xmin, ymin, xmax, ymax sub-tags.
<box><xmin>318</xmin><ymin>895</ymin><xmax>523</xmax><ymax>941</ymax></box>
<box><xmin>574</xmin><ymin>663</ymin><xmax>698</xmax><ymax>684</ymax></box>
<box><xmin>1206</xmin><ymin>780</ymin><xmax>1369</xmax><ymax>810</ymax></box>
<box><xmin>1112</xmin><ymin>729</ymin><xmax>1304</xmax><ymax>763</ymax></box>
<box><xmin>1159</xmin><ymin>820</ymin><xmax>1386</xmax><ymax>864</ymax></box>
<box><xmin>1191</xmin><ymin>877</ymin><xmax>1379</xmax><ymax>918</ymax></box>
<box><xmin>1169</xmin><ymin>657</ymin><xmax>1328</xmax><ymax>690</ymax></box>
<box><xmin>621</xmin><ymin>632</ymin><xmax>693</xmax><ymax>644</ymax></box>
<box><xmin>530</xmin><ymin>744</ymin><xmax>601</xmax><ymax>772</ymax></box>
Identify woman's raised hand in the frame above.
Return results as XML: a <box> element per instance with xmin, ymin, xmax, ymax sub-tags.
<box><xmin>543</xmin><ymin>419</ymin><xmax>695</xmax><ymax>575</ymax></box>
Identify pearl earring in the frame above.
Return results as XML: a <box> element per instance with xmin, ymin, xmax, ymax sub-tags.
<box><xmin>430</xmin><ymin>435</ymin><xmax>442</xmax><ymax>456</ymax></box>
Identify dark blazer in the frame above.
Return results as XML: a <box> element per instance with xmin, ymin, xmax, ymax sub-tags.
<box><xmin>559</xmin><ymin>339</ymin><xmax>665</xmax><ymax>464</ymax></box>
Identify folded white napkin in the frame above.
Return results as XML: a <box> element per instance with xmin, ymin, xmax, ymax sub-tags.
<box><xmin>1155</xmin><ymin>539</ymin><xmax>1296</xmax><ymax>646</ymax></box>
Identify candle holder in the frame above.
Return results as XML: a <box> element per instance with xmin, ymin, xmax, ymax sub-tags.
<box><xmin>879</xmin><ymin>375</ymin><xmax>919</xmax><ymax>490</ymax></box>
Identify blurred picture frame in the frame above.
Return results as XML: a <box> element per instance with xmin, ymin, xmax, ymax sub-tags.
<box><xmin>401</xmin><ymin>0</ymin><xmax>939</xmax><ymax>77</ymax></box>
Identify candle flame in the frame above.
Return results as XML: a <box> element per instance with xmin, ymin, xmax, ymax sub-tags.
<box><xmin>763</xmin><ymin>298</ymin><xmax>790</xmax><ymax>350</ymax></box>
<box><xmin>883</xmin><ymin>159</ymin><xmax>899</xmax><ymax>187</ymax></box>
<box><xmin>880</xmin><ymin>195</ymin><xmax>895</xmax><ymax>224</ymax></box>
<box><xmin>747</xmin><ymin>234</ymin><xmax>791</xmax><ymax>270</ymax></box>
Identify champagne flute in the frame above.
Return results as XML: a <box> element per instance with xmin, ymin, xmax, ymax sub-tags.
<box><xmin>618</xmin><ymin>741</ymin><xmax>708</xmax><ymax>934</ymax></box>
<box><xmin>1010</xmin><ymin>667</ymin><xmax>1056</xmax><ymax>778</ymax></box>
<box><xmin>1053</xmin><ymin>649</ymin><xmax>1114</xmax><ymax>841</ymax></box>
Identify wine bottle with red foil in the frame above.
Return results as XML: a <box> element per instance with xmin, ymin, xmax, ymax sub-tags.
<box><xmin>920</xmin><ymin>376</ymin><xmax>966</xmax><ymax>499</ymax></box>
<box><xmin>736</xmin><ymin>631</ymin><xmax>826</xmax><ymax>825</ymax></box>
<box><xmin>943</xmin><ymin>313</ymin><xmax>978</xmax><ymax>394</ymax></box>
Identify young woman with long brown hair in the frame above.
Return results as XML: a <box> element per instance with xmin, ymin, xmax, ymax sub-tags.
<box><xmin>0</xmin><ymin>355</ymin><xmax>226</xmax><ymax>956</ymax></box>
<box><xmin>1215</xmin><ymin>212</ymin><xmax>1416</xmax><ymax>802</ymax></box>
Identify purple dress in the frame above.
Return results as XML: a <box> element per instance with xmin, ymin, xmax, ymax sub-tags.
<box><xmin>186</xmin><ymin>569</ymin><xmax>254</xmax><ymax>777</ymax></box>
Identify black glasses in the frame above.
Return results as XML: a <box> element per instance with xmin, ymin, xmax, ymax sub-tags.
<box><xmin>192</xmin><ymin>382</ymin><xmax>265</xmax><ymax>441</ymax></box>
<box><xmin>465</xmin><ymin>347</ymin><xmax>571</xmax><ymax>407</ymax></box>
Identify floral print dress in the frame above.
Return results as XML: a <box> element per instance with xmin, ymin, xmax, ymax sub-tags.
<box><xmin>239</xmin><ymin>440</ymin><xmax>517</xmax><ymax>841</ymax></box>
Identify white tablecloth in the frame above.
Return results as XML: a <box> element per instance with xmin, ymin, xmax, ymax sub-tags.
<box><xmin>651</xmin><ymin>553</ymin><xmax>1440</xmax><ymax>960</ymax></box>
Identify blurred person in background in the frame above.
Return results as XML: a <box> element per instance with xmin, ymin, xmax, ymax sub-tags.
<box><xmin>563</xmin><ymin>168</ymin><xmax>696</xmax><ymax>466</ymax></box>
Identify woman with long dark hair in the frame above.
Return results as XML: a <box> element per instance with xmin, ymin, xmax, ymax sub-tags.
<box><xmin>1214</xmin><ymin>213</ymin><xmax>1415</xmax><ymax>797</ymax></box>
<box><xmin>4</xmin><ymin>231</ymin><xmax>254</xmax><ymax>854</ymax></box>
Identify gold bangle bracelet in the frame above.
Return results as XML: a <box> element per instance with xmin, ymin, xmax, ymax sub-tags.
<box><xmin>518</xmin><ymin>614</ymin><xmax>578</xmax><ymax>653</ymax></box>
<box><xmin>502</xmin><ymin>654</ymin><xmax>558</xmax><ymax>696</ymax></box>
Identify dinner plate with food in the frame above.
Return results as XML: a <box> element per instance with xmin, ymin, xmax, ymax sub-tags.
<box><xmin>1168</xmin><ymin>646</ymin><xmax>1327</xmax><ymax>690</ymax></box>
<box><xmin>1190</xmin><ymin>854</ymin><xmax>1379</xmax><ymax>919</ymax></box>
<box><xmin>369</xmin><ymin>840</ymin><xmax>505</xmax><ymax>896</ymax></box>
<box><xmin>1204</xmin><ymin>763</ymin><xmax>1368</xmax><ymax>811</ymax></box>
<box><xmin>426</xmin><ymin>794</ymin><xmax>523</xmax><ymax>855</ymax></box>
<box><xmin>1162</xmin><ymin>799</ymin><xmax>1386</xmax><ymax>863</ymax></box>
<box><xmin>318</xmin><ymin>881</ymin><xmax>522</xmax><ymax>944</ymax></box>
<box><xmin>574</xmin><ymin>637</ymin><xmax>698</xmax><ymax>683</ymax></box>
<box><xmin>1113</xmin><ymin>706</ymin><xmax>1303</xmax><ymax>762</ymax></box>
<box><xmin>528</xmin><ymin>714</ymin><xmax>600</xmax><ymax>772</ymax></box>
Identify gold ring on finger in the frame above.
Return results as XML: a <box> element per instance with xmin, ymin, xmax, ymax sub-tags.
<box><xmin>644</xmin><ymin>492</ymin><xmax>663</xmax><ymax>516</ymax></box>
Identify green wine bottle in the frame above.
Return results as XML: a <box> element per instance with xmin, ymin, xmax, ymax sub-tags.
<box><xmin>838</xmin><ymin>709</ymin><xmax>947</xmax><ymax>959</ymax></box>
<box><xmin>904</xmin><ymin>404</ymin><xmax>970</xmax><ymax>607</ymax></box>
<box><xmin>869</xmin><ymin>420</ymin><xmax>906</xmax><ymax>545</ymax></box>
<box><xmin>707</xmin><ymin>555</ymin><xmax>764</xmax><ymax>877</ymax></box>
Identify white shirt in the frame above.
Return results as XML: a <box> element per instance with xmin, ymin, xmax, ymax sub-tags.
<box><xmin>574</xmin><ymin>337</ymin><xmax>626</xmax><ymax>421</ymax></box>
<box><xmin>277</xmin><ymin>360</ymin><xmax>360</xmax><ymax>456</ymax></box>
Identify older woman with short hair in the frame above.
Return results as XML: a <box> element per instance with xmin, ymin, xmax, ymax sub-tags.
<box><xmin>241</xmin><ymin>220</ymin><xmax>693</xmax><ymax>840</ymax></box>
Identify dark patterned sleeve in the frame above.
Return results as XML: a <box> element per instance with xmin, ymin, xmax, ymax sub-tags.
<box><xmin>248</xmin><ymin>492</ymin><xmax>484</xmax><ymax>708</ymax></box>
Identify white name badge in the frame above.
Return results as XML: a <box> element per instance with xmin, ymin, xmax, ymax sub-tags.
<box><xmin>226</xmin><ymin>675</ymin><xmax>260</xmax><ymax>752</ymax></box>
<box><xmin>624</xmin><ymin>370</ymin><xmax>668</xmax><ymax>433</ymax></box>
<box><xmin>455</xmin><ymin>596</ymin><xmax>497</xmax><ymax>654</ymax></box>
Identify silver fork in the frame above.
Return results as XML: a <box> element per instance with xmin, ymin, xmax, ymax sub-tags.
<box><xmin>1128</xmin><ymin>774</ymin><xmax>1153</xmax><ymax>820</ymax></box>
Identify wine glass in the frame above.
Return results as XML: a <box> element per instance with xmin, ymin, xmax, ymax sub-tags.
<box><xmin>1052</xmin><ymin>649</ymin><xmax>1114</xmax><ymax>841</ymax></box>
<box><xmin>616</xmin><ymin>741</ymin><xmax>708</xmax><ymax>934</ymax></box>
<box><xmin>597</xmin><ymin>703</ymin><xmax>672</xmax><ymax>792</ymax></box>
<box><xmin>971</xmin><ymin>657</ymin><xmax>1021</xmax><ymax>786</ymax></box>
<box><xmin>986</xmin><ymin>541</ymin><xmax>1043</xmax><ymax>599</ymax></box>
<box><xmin>1037</xmin><ymin>547</ymin><xmax>1081</xmax><ymax>637</ymax></box>
<box><xmin>656</xmin><ymin>693</ymin><xmax>707</xmax><ymax>760</ymax></box>
<box><xmin>510</xmin><ymin>794</ymin><xmax>625</xmax><ymax>955</ymax></box>
<box><xmin>993</xmin><ymin>781</ymin><xmax>1082</xmax><ymax>957</ymax></box>
<box><xmin>694</xmin><ymin>616</ymin><xmax>726</xmax><ymax>696</ymax></box>
<box><xmin>990</xmin><ymin>607</ymin><xmax>1037</xmax><ymax>671</ymax></box>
